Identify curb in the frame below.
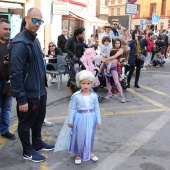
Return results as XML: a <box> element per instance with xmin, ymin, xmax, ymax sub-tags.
<box><xmin>46</xmin><ymin>95</ymin><xmax>71</xmax><ymax>107</ymax></box>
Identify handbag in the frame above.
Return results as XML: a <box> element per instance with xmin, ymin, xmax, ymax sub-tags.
<box><xmin>1</xmin><ymin>73</ymin><xmax>15</xmax><ymax>97</ymax></box>
<box><xmin>137</xmin><ymin>53</ymin><xmax>145</xmax><ymax>63</ymax></box>
<box><xmin>2</xmin><ymin>80</ymin><xmax>15</xmax><ymax>97</ymax></box>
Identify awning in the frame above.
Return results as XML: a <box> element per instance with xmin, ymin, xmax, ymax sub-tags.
<box><xmin>69</xmin><ymin>8</ymin><xmax>107</xmax><ymax>26</ymax></box>
<box><xmin>0</xmin><ymin>2</ymin><xmax>23</xmax><ymax>9</ymax></box>
<box><xmin>59</xmin><ymin>0</ymin><xmax>86</xmax><ymax>7</ymax></box>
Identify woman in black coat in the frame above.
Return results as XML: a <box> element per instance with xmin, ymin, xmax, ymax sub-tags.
<box><xmin>127</xmin><ymin>30</ymin><xmax>148</xmax><ymax>88</ymax></box>
<box><xmin>65</xmin><ymin>27</ymin><xmax>85</xmax><ymax>69</ymax></box>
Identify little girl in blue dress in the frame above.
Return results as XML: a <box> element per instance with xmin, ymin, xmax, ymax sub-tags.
<box><xmin>54</xmin><ymin>70</ymin><xmax>101</xmax><ymax>165</ymax></box>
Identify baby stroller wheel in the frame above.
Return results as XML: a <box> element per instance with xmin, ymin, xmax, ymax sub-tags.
<box><xmin>98</xmin><ymin>96</ymin><xmax>104</xmax><ymax>103</ymax></box>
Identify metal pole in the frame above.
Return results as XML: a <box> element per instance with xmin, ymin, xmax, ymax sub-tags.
<box><xmin>129</xmin><ymin>14</ymin><xmax>132</xmax><ymax>31</ymax></box>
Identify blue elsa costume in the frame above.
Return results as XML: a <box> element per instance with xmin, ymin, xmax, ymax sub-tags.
<box><xmin>54</xmin><ymin>89</ymin><xmax>101</xmax><ymax>161</ymax></box>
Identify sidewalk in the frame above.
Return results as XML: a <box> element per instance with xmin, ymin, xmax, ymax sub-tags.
<box><xmin>46</xmin><ymin>75</ymin><xmax>71</xmax><ymax>106</ymax></box>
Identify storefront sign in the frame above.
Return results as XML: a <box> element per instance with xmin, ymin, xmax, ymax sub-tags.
<box><xmin>125</xmin><ymin>3</ymin><xmax>138</xmax><ymax>14</ymax></box>
<box><xmin>52</xmin><ymin>1</ymin><xmax>69</xmax><ymax>15</ymax></box>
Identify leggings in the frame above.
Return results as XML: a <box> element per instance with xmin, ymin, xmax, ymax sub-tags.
<box><xmin>104</xmin><ymin>63</ymin><xmax>122</xmax><ymax>92</ymax></box>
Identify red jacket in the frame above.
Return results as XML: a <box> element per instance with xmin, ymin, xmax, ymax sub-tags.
<box><xmin>146</xmin><ymin>37</ymin><xmax>154</xmax><ymax>52</ymax></box>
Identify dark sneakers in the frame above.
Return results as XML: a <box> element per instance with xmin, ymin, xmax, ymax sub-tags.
<box><xmin>37</xmin><ymin>143</ymin><xmax>55</xmax><ymax>152</ymax></box>
<box><xmin>23</xmin><ymin>152</ymin><xmax>45</xmax><ymax>163</ymax></box>
<box><xmin>1</xmin><ymin>131</ymin><xmax>16</xmax><ymax>140</ymax></box>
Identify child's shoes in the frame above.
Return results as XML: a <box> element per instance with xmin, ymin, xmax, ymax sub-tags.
<box><xmin>90</xmin><ymin>154</ymin><xmax>98</xmax><ymax>162</ymax></box>
<box><xmin>75</xmin><ymin>156</ymin><xmax>81</xmax><ymax>165</ymax></box>
<box><xmin>120</xmin><ymin>96</ymin><xmax>126</xmax><ymax>103</ymax></box>
<box><xmin>105</xmin><ymin>92</ymin><xmax>113</xmax><ymax>99</ymax></box>
<box><xmin>105</xmin><ymin>72</ymin><xmax>112</xmax><ymax>77</ymax></box>
<box><xmin>98</xmin><ymin>72</ymin><xmax>102</xmax><ymax>77</ymax></box>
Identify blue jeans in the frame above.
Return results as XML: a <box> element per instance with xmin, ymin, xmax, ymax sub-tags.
<box><xmin>0</xmin><ymin>81</ymin><xmax>13</xmax><ymax>134</ymax></box>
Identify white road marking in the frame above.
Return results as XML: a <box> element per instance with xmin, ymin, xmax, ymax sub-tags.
<box><xmin>92</xmin><ymin>108</ymin><xmax>170</xmax><ymax>170</ymax></box>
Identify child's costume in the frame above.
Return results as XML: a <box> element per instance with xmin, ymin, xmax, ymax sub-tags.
<box><xmin>80</xmin><ymin>48</ymin><xmax>102</xmax><ymax>84</ymax></box>
<box><xmin>100</xmin><ymin>44</ymin><xmax>112</xmax><ymax>72</ymax></box>
<box><xmin>54</xmin><ymin>89</ymin><xmax>101</xmax><ymax>162</ymax></box>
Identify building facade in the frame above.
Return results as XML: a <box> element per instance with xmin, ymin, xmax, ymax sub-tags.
<box><xmin>106</xmin><ymin>0</ymin><xmax>129</xmax><ymax>29</ymax></box>
<box><xmin>132</xmin><ymin>0</ymin><xmax>170</xmax><ymax>31</ymax></box>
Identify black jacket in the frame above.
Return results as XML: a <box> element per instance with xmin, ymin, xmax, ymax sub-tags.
<box><xmin>57</xmin><ymin>34</ymin><xmax>68</xmax><ymax>53</ymax></box>
<box><xmin>65</xmin><ymin>37</ymin><xmax>84</xmax><ymax>58</ymax></box>
<box><xmin>128</xmin><ymin>36</ymin><xmax>148</xmax><ymax>66</ymax></box>
<box><xmin>162</xmin><ymin>34</ymin><xmax>169</xmax><ymax>47</ymax></box>
<box><xmin>10</xmin><ymin>29</ymin><xmax>47</xmax><ymax>105</ymax></box>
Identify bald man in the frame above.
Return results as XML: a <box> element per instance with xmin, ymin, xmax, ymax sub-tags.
<box><xmin>10</xmin><ymin>8</ymin><xmax>54</xmax><ymax>163</ymax></box>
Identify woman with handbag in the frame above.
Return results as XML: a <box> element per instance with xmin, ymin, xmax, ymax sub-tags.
<box><xmin>127</xmin><ymin>30</ymin><xmax>148</xmax><ymax>88</ymax></box>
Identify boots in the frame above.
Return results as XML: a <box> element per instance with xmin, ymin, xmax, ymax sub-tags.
<box><xmin>134</xmin><ymin>82</ymin><xmax>140</xmax><ymax>88</ymax></box>
<box><xmin>127</xmin><ymin>82</ymin><xmax>130</xmax><ymax>88</ymax></box>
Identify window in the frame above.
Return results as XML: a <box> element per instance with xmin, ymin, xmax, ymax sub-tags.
<box><xmin>118</xmin><ymin>0</ymin><xmax>122</xmax><ymax>4</ymax></box>
<box><xmin>161</xmin><ymin>0</ymin><xmax>166</xmax><ymax>15</ymax></box>
<box><xmin>105</xmin><ymin>0</ymin><xmax>109</xmax><ymax>5</ymax></box>
<box><xmin>150</xmin><ymin>4</ymin><xmax>156</xmax><ymax>18</ymax></box>
<box><xmin>111</xmin><ymin>0</ymin><xmax>115</xmax><ymax>4</ymax></box>
<box><xmin>117</xmin><ymin>8</ymin><xmax>120</xmax><ymax>15</ymax></box>
<box><xmin>111</xmin><ymin>8</ymin><xmax>114</xmax><ymax>15</ymax></box>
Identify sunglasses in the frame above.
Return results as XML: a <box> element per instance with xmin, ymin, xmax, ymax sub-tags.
<box><xmin>31</xmin><ymin>18</ymin><xmax>44</xmax><ymax>25</ymax></box>
<box><xmin>105</xmin><ymin>27</ymin><xmax>111</xmax><ymax>29</ymax></box>
<box><xmin>49</xmin><ymin>45</ymin><xmax>55</xmax><ymax>47</ymax></box>
<box><xmin>113</xmin><ymin>23</ymin><xmax>117</xmax><ymax>25</ymax></box>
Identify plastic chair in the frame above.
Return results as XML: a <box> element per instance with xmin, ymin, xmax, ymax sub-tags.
<box><xmin>46</xmin><ymin>55</ymin><xmax>68</xmax><ymax>89</ymax></box>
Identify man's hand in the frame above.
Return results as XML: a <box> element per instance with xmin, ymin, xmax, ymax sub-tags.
<box><xmin>3</xmin><ymin>61</ymin><xmax>9</xmax><ymax>65</ymax></box>
<box><xmin>19</xmin><ymin>103</ymin><xmax>28</xmax><ymax>112</ymax></box>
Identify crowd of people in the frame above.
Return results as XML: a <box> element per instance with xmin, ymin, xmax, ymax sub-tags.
<box><xmin>0</xmin><ymin>7</ymin><xmax>169</xmax><ymax>166</ymax></box>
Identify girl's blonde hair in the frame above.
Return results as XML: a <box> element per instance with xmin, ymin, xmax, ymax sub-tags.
<box><xmin>76</xmin><ymin>70</ymin><xmax>95</xmax><ymax>86</ymax></box>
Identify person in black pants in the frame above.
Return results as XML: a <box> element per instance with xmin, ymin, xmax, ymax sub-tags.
<box><xmin>10</xmin><ymin>8</ymin><xmax>54</xmax><ymax>163</ymax></box>
<box><xmin>127</xmin><ymin>30</ymin><xmax>148</xmax><ymax>88</ymax></box>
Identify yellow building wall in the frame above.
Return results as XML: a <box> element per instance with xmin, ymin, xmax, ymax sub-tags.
<box><xmin>108</xmin><ymin>5</ymin><xmax>126</xmax><ymax>16</ymax></box>
<box><xmin>134</xmin><ymin>0</ymin><xmax>170</xmax><ymax>18</ymax></box>
<box><xmin>34</xmin><ymin>0</ymin><xmax>41</xmax><ymax>10</ymax></box>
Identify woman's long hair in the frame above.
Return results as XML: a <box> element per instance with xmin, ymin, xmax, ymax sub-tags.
<box><xmin>132</xmin><ymin>30</ymin><xmax>139</xmax><ymax>40</ymax></box>
<box><xmin>113</xmin><ymin>38</ymin><xmax>122</xmax><ymax>49</ymax></box>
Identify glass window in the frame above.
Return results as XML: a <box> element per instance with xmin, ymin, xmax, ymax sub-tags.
<box><xmin>111</xmin><ymin>8</ymin><xmax>114</xmax><ymax>15</ymax></box>
<box><xmin>161</xmin><ymin>0</ymin><xmax>166</xmax><ymax>15</ymax></box>
<box><xmin>111</xmin><ymin>0</ymin><xmax>115</xmax><ymax>4</ymax></box>
<box><xmin>117</xmin><ymin>8</ymin><xmax>120</xmax><ymax>15</ymax></box>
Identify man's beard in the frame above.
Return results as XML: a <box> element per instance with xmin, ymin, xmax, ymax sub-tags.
<box><xmin>0</xmin><ymin>36</ymin><xmax>9</xmax><ymax>41</ymax></box>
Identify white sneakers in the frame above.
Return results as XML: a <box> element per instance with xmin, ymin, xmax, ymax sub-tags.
<box><xmin>42</xmin><ymin>120</ymin><xmax>53</xmax><ymax>127</ymax></box>
<box><xmin>51</xmin><ymin>78</ymin><xmax>57</xmax><ymax>83</ymax></box>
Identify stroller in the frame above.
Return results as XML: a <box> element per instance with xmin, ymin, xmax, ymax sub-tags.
<box><xmin>65</xmin><ymin>48</ymin><xmax>105</xmax><ymax>103</ymax></box>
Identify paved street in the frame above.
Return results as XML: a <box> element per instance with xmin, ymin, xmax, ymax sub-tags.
<box><xmin>1</xmin><ymin>60</ymin><xmax>170</xmax><ymax>170</ymax></box>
